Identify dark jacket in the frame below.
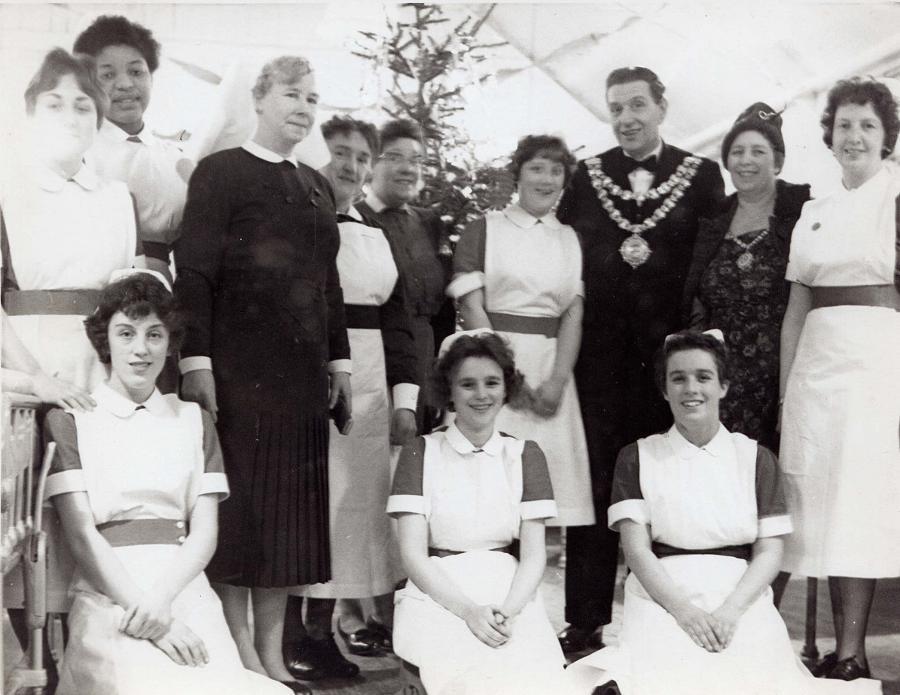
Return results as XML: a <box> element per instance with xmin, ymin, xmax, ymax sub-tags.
<box><xmin>681</xmin><ymin>179</ymin><xmax>811</xmax><ymax>325</ymax></box>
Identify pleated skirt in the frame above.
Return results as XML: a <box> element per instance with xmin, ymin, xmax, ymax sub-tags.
<box><xmin>207</xmin><ymin>408</ymin><xmax>331</xmax><ymax>588</ymax></box>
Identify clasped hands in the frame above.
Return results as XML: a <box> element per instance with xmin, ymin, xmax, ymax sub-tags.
<box><xmin>462</xmin><ymin>604</ymin><xmax>517</xmax><ymax>648</ymax></box>
<box><xmin>119</xmin><ymin>592</ymin><xmax>209</xmax><ymax>667</ymax></box>
<box><xmin>671</xmin><ymin>599</ymin><xmax>743</xmax><ymax>653</ymax></box>
<box><xmin>523</xmin><ymin>375</ymin><xmax>566</xmax><ymax>418</ymax></box>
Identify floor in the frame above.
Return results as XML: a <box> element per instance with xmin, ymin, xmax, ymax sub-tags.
<box><xmin>5</xmin><ymin>529</ymin><xmax>899</xmax><ymax>694</ymax></box>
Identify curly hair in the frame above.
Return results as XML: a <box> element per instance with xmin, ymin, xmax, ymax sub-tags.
<box><xmin>606</xmin><ymin>66</ymin><xmax>666</xmax><ymax>104</ymax></box>
<box><xmin>84</xmin><ymin>273</ymin><xmax>184</xmax><ymax>364</ymax></box>
<box><xmin>653</xmin><ymin>330</ymin><xmax>730</xmax><ymax>395</ymax></box>
<box><xmin>430</xmin><ymin>333</ymin><xmax>525</xmax><ymax>409</ymax></box>
<box><xmin>508</xmin><ymin>134</ymin><xmax>576</xmax><ymax>188</ymax></box>
<box><xmin>378</xmin><ymin>119</ymin><xmax>425</xmax><ymax>154</ymax></box>
<box><xmin>25</xmin><ymin>48</ymin><xmax>106</xmax><ymax>128</ymax></box>
<box><xmin>73</xmin><ymin>15</ymin><xmax>161</xmax><ymax>73</ymax></box>
<box><xmin>820</xmin><ymin>77</ymin><xmax>899</xmax><ymax>158</ymax></box>
<box><xmin>252</xmin><ymin>55</ymin><xmax>313</xmax><ymax>101</ymax></box>
<box><xmin>321</xmin><ymin>116</ymin><xmax>379</xmax><ymax>158</ymax></box>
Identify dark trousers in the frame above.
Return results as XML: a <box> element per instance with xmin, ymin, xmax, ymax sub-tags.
<box><xmin>565</xmin><ymin>338</ymin><xmax>672</xmax><ymax>630</ymax></box>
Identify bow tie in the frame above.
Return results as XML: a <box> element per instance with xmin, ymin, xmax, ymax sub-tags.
<box><xmin>623</xmin><ymin>154</ymin><xmax>658</xmax><ymax>174</ymax></box>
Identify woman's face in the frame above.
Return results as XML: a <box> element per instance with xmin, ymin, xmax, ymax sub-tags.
<box><xmin>831</xmin><ymin>101</ymin><xmax>885</xmax><ymax>181</ymax></box>
<box><xmin>322</xmin><ymin>130</ymin><xmax>372</xmax><ymax>209</ymax></box>
<box><xmin>450</xmin><ymin>356</ymin><xmax>505</xmax><ymax>434</ymax></box>
<box><xmin>255</xmin><ymin>72</ymin><xmax>318</xmax><ymax>151</ymax></box>
<box><xmin>726</xmin><ymin>130</ymin><xmax>778</xmax><ymax>195</ymax></box>
<box><xmin>30</xmin><ymin>73</ymin><xmax>98</xmax><ymax>162</ymax></box>
<box><xmin>663</xmin><ymin>348</ymin><xmax>728</xmax><ymax>430</ymax></box>
<box><xmin>517</xmin><ymin>155</ymin><xmax>566</xmax><ymax>217</ymax></box>
<box><xmin>95</xmin><ymin>44</ymin><xmax>152</xmax><ymax>134</ymax></box>
<box><xmin>106</xmin><ymin>309</ymin><xmax>169</xmax><ymax>402</ymax></box>
<box><xmin>370</xmin><ymin>137</ymin><xmax>423</xmax><ymax>207</ymax></box>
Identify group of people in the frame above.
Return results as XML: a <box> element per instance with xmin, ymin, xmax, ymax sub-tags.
<box><xmin>0</xmin><ymin>12</ymin><xmax>897</xmax><ymax>695</ymax></box>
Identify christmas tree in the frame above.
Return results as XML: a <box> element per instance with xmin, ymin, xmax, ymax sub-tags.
<box><xmin>354</xmin><ymin>3</ymin><xmax>513</xmax><ymax>242</ymax></box>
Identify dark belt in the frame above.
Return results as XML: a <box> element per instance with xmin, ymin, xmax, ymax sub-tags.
<box><xmin>810</xmin><ymin>284</ymin><xmax>899</xmax><ymax>311</ymax></box>
<box><xmin>97</xmin><ymin>519</ymin><xmax>188</xmax><ymax>547</ymax></box>
<box><xmin>652</xmin><ymin>541</ymin><xmax>752</xmax><ymax>562</ymax></box>
<box><xmin>428</xmin><ymin>542</ymin><xmax>518</xmax><ymax>559</ymax></box>
<box><xmin>344</xmin><ymin>304</ymin><xmax>380</xmax><ymax>329</ymax></box>
<box><xmin>3</xmin><ymin>289</ymin><xmax>102</xmax><ymax>316</ymax></box>
<box><xmin>487</xmin><ymin>311</ymin><xmax>560</xmax><ymax>337</ymax></box>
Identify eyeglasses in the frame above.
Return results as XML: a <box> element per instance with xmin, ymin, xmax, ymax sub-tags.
<box><xmin>377</xmin><ymin>152</ymin><xmax>425</xmax><ymax>167</ymax></box>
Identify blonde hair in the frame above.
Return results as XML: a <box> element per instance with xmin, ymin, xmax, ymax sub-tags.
<box><xmin>252</xmin><ymin>55</ymin><xmax>313</xmax><ymax>100</ymax></box>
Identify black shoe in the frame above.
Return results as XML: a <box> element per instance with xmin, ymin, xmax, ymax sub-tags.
<box><xmin>827</xmin><ymin>656</ymin><xmax>871</xmax><ymax>681</ymax></box>
<box><xmin>278</xmin><ymin>680</ymin><xmax>313</xmax><ymax>694</ymax></box>
<box><xmin>337</xmin><ymin>621</ymin><xmax>382</xmax><ymax>656</ymax></box>
<box><xmin>283</xmin><ymin>639</ymin><xmax>328</xmax><ymax>681</ymax></box>
<box><xmin>365</xmin><ymin>617</ymin><xmax>393</xmax><ymax>653</ymax></box>
<box><xmin>811</xmin><ymin>651</ymin><xmax>838</xmax><ymax>677</ymax></box>
<box><xmin>592</xmin><ymin>681</ymin><xmax>622</xmax><ymax>695</ymax></box>
<box><xmin>557</xmin><ymin>625</ymin><xmax>605</xmax><ymax>654</ymax></box>
<box><xmin>300</xmin><ymin>634</ymin><xmax>361</xmax><ymax>679</ymax></box>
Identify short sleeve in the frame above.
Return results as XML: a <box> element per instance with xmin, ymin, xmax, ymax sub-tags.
<box><xmin>446</xmin><ymin>217</ymin><xmax>486</xmax><ymax>299</ymax></box>
<box><xmin>520</xmin><ymin>440</ymin><xmax>557</xmax><ymax>520</ymax></box>
<box><xmin>198</xmin><ymin>408</ymin><xmax>229</xmax><ymax>500</ymax></box>
<box><xmin>755</xmin><ymin>445</ymin><xmax>793</xmax><ymax>538</ymax></box>
<box><xmin>386</xmin><ymin>436</ymin><xmax>427</xmax><ymax>517</ymax></box>
<box><xmin>607</xmin><ymin>443</ymin><xmax>649</xmax><ymax>530</ymax></box>
<box><xmin>43</xmin><ymin>409</ymin><xmax>86</xmax><ymax>500</ymax></box>
<box><xmin>784</xmin><ymin>207</ymin><xmax>811</xmax><ymax>285</ymax></box>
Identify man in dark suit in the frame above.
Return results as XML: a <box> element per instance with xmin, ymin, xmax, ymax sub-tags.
<box><xmin>356</xmin><ymin>119</ymin><xmax>452</xmax><ymax>433</ymax></box>
<box><xmin>556</xmin><ymin>66</ymin><xmax>725</xmax><ymax>653</ymax></box>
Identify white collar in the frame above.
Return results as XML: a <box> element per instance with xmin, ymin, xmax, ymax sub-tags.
<box><xmin>444</xmin><ymin>422</ymin><xmax>504</xmax><ymax>457</ymax></box>
<box><xmin>242</xmin><ymin>139</ymin><xmax>298</xmax><ymax>167</ymax></box>
<box><xmin>93</xmin><ymin>382</ymin><xmax>174</xmax><ymax>419</ymax></box>
<box><xmin>666</xmin><ymin>423</ymin><xmax>731</xmax><ymax>460</ymax></box>
<box><xmin>99</xmin><ymin>118</ymin><xmax>151</xmax><ymax>144</ymax></box>
<box><xmin>623</xmin><ymin>139</ymin><xmax>664</xmax><ymax>163</ymax></box>
<box><xmin>345</xmin><ymin>204</ymin><xmax>364</xmax><ymax>222</ymax></box>
<box><xmin>32</xmin><ymin>162</ymin><xmax>99</xmax><ymax>193</ymax></box>
<box><xmin>504</xmin><ymin>202</ymin><xmax>562</xmax><ymax>230</ymax></box>
<box><xmin>365</xmin><ymin>190</ymin><xmax>409</xmax><ymax>214</ymax></box>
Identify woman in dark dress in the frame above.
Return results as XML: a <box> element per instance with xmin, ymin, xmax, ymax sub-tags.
<box><xmin>683</xmin><ymin>102</ymin><xmax>810</xmax><ymax>452</ymax></box>
<box><xmin>174</xmin><ymin>55</ymin><xmax>349</xmax><ymax>693</ymax></box>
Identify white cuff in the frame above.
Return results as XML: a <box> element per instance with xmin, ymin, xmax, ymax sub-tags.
<box><xmin>392</xmin><ymin>383</ymin><xmax>420</xmax><ymax>412</ymax></box>
<box><xmin>607</xmin><ymin>499</ymin><xmax>649</xmax><ymax>530</ymax></box>
<box><xmin>199</xmin><ymin>472</ymin><xmax>230</xmax><ymax>500</ymax></box>
<box><xmin>758</xmin><ymin>514</ymin><xmax>793</xmax><ymax>538</ymax></box>
<box><xmin>179</xmin><ymin>356</ymin><xmax>212</xmax><ymax>374</ymax></box>
<box><xmin>520</xmin><ymin>499</ymin><xmax>558</xmax><ymax>520</ymax></box>
<box><xmin>446</xmin><ymin>271</ymin><xmax>485</xmax><ymax>299</ymax></box>
<box><xmin>386</xmin><ymin>494</ymin><xmax>427</xmax><ymax>516</ymax></box>
<box><xmin>329</xmin><ymin>359</ymin><xmax>352</xmax><ymax>375</ymax></box>
<box><xmin>44</xmin><ymin>470</ymin><xmax>86</xmax><ymax>500</ymax></box>
<box><xmin>575</xmin><ymin>280</ymin><xmax>585</xmax><ymax>298</ymax></box>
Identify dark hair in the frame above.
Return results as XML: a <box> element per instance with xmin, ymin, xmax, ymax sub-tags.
<box><xmin>378</xmin><ymin>119</ymin><xmax>425</xmax><ymax>154</ymax></box>
<box><xmin>820</xmin><ymin>77</ymin><xmax>899</xmax><ymax>158</ymax></box>
<box><xmin>606</xmin><ymin>66</ymin><xmax>666</xmax><ymax>104</ymax></box>
<box><xmin>653</xmin><ymin>330</ymin><xmax>730</xmax><ymax>394</ymax></box>
<box><xmin>252</xmin><ymin>55</ymin><xmax>313</xmax><ymax>100</ymax></box>
<box><xmin>84</xmin><ymin>274</ymin><xmax>184</xmax><ymax>364</ymax></box>
<box><xmin>509</xmin><ymin>134</ymin><xmax>576</xmax><ymax>187</ymax></box>
<box><xmin>720</xmin><ymin>102</ymin><xmax>786</xmax><ymax>170</ymax></box>
<box><xmin>24</xmin><ymin>48</ymin><xmax>106</xmax><ymax>128</ymax></box>
<box><xmin>73</xmin><ymin>15</ymin><xmax>161</xmax><ymax>73</ymax></box>
<box><xmin>321</xmin><ymin>116</ymin><xmax>379</xmax><ymax>158</ymax></box>
<box><xmin>431</xmin><ymin>333</ymin><xmax>524</xmax><ymax>409</ymax></box>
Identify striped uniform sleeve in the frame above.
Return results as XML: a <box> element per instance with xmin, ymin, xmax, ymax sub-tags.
<box><xmin>387</xmin><ymin>436</ymin><xmax>427</xmax><ymax>517</ymax></box>
<box><xmin>199</xmin><ymin>408</ymin><xmax>229</xmax><ymax>500</ymax></box>
<box><xmin>446</xmin><ymin>216</ymin><xmax>486</xmax><ymax>299</ymax></box>
<box><xmin>43</xmin><ymin>409</ymin><xmax>86</xmax><ymax>500</ymax></box>
<box><xmin>520</xmin><ymin>440</ymin><xmax>557</xmax><ymax>520</ymax></box>
<box><xmin>755</xmin><ymin>445</ymin><xmax>792</xmax><ymax>538</ymax></box>
<box><xmin>607</xmin><ymin>443</ymin><xmax>649</xmax><ymax>530</ymax></box>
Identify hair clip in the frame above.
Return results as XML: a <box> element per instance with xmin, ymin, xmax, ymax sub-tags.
<box><xmin>438</xmin><ymin>328</ymin><xmax>497</xmax><ymax>358</ymax></box>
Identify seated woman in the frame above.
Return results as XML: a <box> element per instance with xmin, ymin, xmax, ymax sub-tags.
<box><xmin>43</xmin><ymin>273</ymin><xmax>290</xmax><ymax>694</ymax></box>
<box><xmin>387</xmin><ymin>331</ymin><xmax>566</xmax><ymax>695</ymax></box>
<box><xmin>565</xmin><ymin>330</ymin><xmax>880</xmax><ymax>695</ymax></box>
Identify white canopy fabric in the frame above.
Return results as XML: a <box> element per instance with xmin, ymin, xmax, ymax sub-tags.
<box><xmin>2</xmin><ymin>2</ymin><xmax>899</xmax><ymax>194</ymax></box>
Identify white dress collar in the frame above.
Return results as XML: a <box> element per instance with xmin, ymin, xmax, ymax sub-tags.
<box><xmin>503</xmin><ymin>202</ymin><xmax>563</xmax><ymax>230</ymax></box>
<box><xmin>444</xmin><ymin>422</ymin><xmax>504</xmax><ymax>457</ymax></box>
<box><xmin>242</xmin><ymin>139</ymin><xmax>298</xmax><ymax>167</ymax></box>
